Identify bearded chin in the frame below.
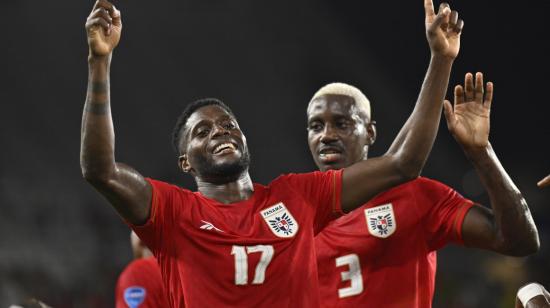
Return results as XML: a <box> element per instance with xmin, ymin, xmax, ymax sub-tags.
<box><xmin>196</xmin><ymin>151</ymin><xmax>251</xmax><ymax>184</ymax></box>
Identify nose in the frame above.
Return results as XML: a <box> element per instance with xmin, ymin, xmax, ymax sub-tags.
<box><xmin>212</xmin><ymin>123</ymin><xmax>230</xmax><ymax>137</ymax></box>
<box><xmin>320</xmin><ymin>124</ymin><xmax>338</xmax><ymax>144</ymax></box>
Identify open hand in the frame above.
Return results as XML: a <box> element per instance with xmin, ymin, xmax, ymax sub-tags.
<box><xmin>444</xmin><ymin>72</ymin><xmax>492</xmax><ymax>150</ymax></box>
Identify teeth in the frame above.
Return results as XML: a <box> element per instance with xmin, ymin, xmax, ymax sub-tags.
<box><xmin>214</xmin><ymin>143</ymin><xmax>236</xmax><ymax>154</ymax></box>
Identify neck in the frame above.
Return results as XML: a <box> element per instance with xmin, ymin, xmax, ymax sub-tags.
<box><xmin>196</xmin><ymin>172</ymin><xmax>254</xmax><ymax>204</ymax></box>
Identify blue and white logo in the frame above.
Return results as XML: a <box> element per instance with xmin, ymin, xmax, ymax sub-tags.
<box><xmin>365</xmin><ymin>203</ymin><xmax>396</xmax><ymax>238</ymax></box>
<box><xmin>261</xmin><ymin>202</ymin><xmax>299</xmax><ymax>238</ymax></box>
<box><xmin>124</xmin><ymin>286</ymin><xmax>146</xmax><ymax>308</ymax></box>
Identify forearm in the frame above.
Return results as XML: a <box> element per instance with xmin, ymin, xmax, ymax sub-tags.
<box><xmin>466</xmin><ymin>143</ymin><xmax>539</xmax><ymax>255</ymax></box>
<box><xmin>386</xmin><ymin>55</ymin><xmax>453</xmax><ymax>178</ymax></box>
<box><xmin>80</xmin><ymin>55</ymin><xmax>116</xmax><ymax>181</ymax></box>
<box><xmin>342</xmin><ymin>56</ymin><xmax>454</xmax><ymax>211</ymax></box>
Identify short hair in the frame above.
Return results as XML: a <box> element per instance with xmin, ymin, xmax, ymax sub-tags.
<box><xmin>310</xmin><ymin>82</ymin><xmax>371</xmax><ymax>120</ymax></box>
<box><xmin>172</xmin><ymin>98</ymin><xmax>235</xmax><ymax>154</ymax></box>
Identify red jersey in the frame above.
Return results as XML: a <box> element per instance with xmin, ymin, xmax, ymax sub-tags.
<box><xmin>115</xmin><ymin>257</ymin><xmax>170</xmax><ymax>308</ymax></box>
<box><xmin>315</xmin><ymin>177</ymin><xmax>474</xmax><ymax>308</ymax></box>
<box><xmin>130</xmin><ymin>170</ymin><xmax>343</xmax><ymax>308</ymax></box>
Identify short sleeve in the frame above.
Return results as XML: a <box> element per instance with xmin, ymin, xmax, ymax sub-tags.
<box><xmin>412</xmin><ymin>178</ymin><xmax>474</xmax><ymax>251</ymax></box>
<box><xmin>283</xmin><ymin>169</ymin><xmax>344</xmax><ymax>233</ymax></box>
<box><xmin>126</xmin><ymin>178</ymin><xmax>179</xmax><ymax>255</ymax></box>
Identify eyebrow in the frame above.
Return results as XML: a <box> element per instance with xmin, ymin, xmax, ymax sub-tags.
<box><xmin>187</xmin><ymin>119</ymin><xmax>211</xmax><ymax>137</ymax></box>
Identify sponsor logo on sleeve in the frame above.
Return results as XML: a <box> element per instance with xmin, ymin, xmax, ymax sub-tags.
<box><xmin>365</xmin><ymin>203</ymin><xmax>396</xmax><ymax>238</ymax></box>
<box><xmin>260</xmin><ymin>202</ymin><xmax>299</xmax><ymax>238</ymax></box>
<box><xmin>124</xmin><ymin>286</ymin><xmax>146</xmax><ymax>308</ymax></box>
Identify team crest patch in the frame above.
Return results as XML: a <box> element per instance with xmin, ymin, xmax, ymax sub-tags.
<box><xmin>365</xmin><ymin>203</ymin><xmax>396</xmax><ymax>238</ymax></box>
<box><xmin>261</xmin><ymin>202</ymin><xmax>299</xmax><ymax>238</ymax></box>
<box><xmin>124</xmin><ymin>286</ymin><xmax>146</xmax><ymax>308</ymax></box>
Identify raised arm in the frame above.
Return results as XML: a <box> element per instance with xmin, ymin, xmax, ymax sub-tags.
<box><xmin>444</xmin><ymin>73</ymin><xmax>539</xmax><ymax>256</ymax></box>
<box><xmin>341</xmin><ymin>0</ymin><xmax>463</xmax><ymax>211</ymax></box>
<box><xmin>81</xmin><ymin>0</ymin><xmax>151</xmax><ymax>225</ymax></box>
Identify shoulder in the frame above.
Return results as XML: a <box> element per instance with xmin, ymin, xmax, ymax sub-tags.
<box><xmin>411</xmin><ymin>177</ymin><xmax>458</xmax><ymax>195</ymax></box>
<box><xmin>146</xmin><ymin>178</ymin><xmax>199</xmax><ymax>205</ymax></box>
<box><xmin>271</xmin><ymin>170</ymin><xmax>339</xmax><ymax>186</ymax></box>
<box><xmin>146</xmin><ymin>178</ymin><xmax>191</xmax><ymax>194</ymax></box>
<box><xmin>368</xmin><ymin>177</ymin><xmax>456</xmax><ymax>206</ymax></box>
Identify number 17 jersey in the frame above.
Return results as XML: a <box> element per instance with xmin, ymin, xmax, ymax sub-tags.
<box><xmin>129</xmin><ymin>170</ymin><xmax>343</xmax><ymax>308</ymax></box>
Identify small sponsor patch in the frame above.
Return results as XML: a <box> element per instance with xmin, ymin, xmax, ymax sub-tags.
<box><xmin>261</xmin><ymin>202</ymin><xmax>299</xmax><ymax>238</ymax></box>
<box><xmin>365</xmin><ymin>203</ymin><xmax>396</xmax><ymax>238</ymax></box>
<box><xmin>124</xmin><ymin>286</ymin><xmax>146</xmax><ymax>308</ymax></box>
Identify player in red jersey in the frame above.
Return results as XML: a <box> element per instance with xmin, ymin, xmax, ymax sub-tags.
<box><xmin>310</xmin><ymin>74</ymin><xmax>540</xmax><ymax>307</ymax></box>
<box><xmin>81</xmin><ymin>0</ymin><xmax>463</xmax><ymax>306</ymax></box>
<box><xmin>115</xmin><ymin>231</ymin><xmax>170</xmax><ymax>308</ymax></box>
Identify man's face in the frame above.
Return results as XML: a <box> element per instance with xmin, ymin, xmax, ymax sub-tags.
<box><xmin>307</xmin><ymin>94</ymin><xmax>374</xmax><ymax>171</ymax></box>
<box><xmin>180</xmin><ymin>105</ymin><xmax>250</xmax><ymax>183</ymax></box>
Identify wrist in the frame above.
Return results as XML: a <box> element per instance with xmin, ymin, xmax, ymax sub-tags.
<box><xmin>88</xmin><ymin>53</ymin><xmax>112</xmax><ymax>67</ymax></box>
<box><xmin>430</xmin><ymin>53</ymin><xmax>455</xmax><ymax>64</ymax></box>
<box><xmin>463</xmin><ymin>142</ymin><xmax>493</xmax><ymax>161</ymax></box>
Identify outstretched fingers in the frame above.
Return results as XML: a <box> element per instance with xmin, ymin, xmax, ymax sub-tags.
<box><xmin>464</xmin><ymin>73</ymin><xmax>474</xmax><ymax>102</ymax></box>
<box><xmin>484</xmin><ymin>81</ymin><xmax>493</xmax><ymax>110</ymax></box>
<box><xmin>474</xmin><ymin>72</ymin><xmax>484</xmax><ymax>103</ymax></box>
<box><xmin>454</xmin><ymin>84</ymin><xmax>465</xmax><ymax>105</ymax></box>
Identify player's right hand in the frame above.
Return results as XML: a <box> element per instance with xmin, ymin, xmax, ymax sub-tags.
<box><xmin>424</xmin><ymin>0</ymin><xmax>463</xmax><ymax>59</ymax></box>
<box><xmin>538</xmin><ymin>175</ymin><xmax>550</xmax><ymax>188</ymax></box>
<box><xmin>86</xmin><ymin>0</ymin><xmax>122</xmax><ymax>57</ymax></box>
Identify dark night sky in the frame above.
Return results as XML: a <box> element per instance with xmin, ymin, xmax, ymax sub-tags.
<box><xmin>1</xmin><ymin>0</ymin><xmax>549</xmax><ymax>306</ymax></box>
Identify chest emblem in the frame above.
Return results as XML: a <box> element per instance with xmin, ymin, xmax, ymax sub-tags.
<box><xmin>261</xmin><ymin>202</ymin><xmax>299</xmax><ymax>238</ymax></box>
<box><xmin>365</xmin><ymin>203</ymin><xmax>396</xmax><ymax>238</ymax></box>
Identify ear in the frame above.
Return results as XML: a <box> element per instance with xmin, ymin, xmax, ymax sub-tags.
<box><xmin>366</xmin><ymin>120</ymin><xmax>377</xmax><ymax>146</ymax></box>
<box><xmin>178</xmin><ymin>154</ymin><xmax>192</xmax><ymax>173</ymax></box>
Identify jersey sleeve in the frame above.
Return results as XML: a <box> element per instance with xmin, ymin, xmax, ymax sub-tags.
<box><xmin>126</xmin><ymin>178</ymin><xmax>181</xmax><ymax>256</ymax></box>
<box><xmin>412</xmin><ymin>177</ymin><xmax>475</xmax><ymax>251</ymax></box>
<box><xmin>282</xmin><ymin>169</ymin><xmax>344</xmax><ymax>233</ymax></box>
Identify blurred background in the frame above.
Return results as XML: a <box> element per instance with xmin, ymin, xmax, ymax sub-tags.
<box><xmin>1</xmin><ymin>0</ymin><xmax>549</xmax><ymax>307</ymax></box>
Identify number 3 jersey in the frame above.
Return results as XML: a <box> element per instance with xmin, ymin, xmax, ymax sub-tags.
<box><xmin>129</xmin><ymin>170</ymin><xmax>343</xmax><ymax>308</ymax></box>
<box><xmin>315</xmin><ymin>177</ymin><xmax>474</xmax><ymax>308</ymax></box>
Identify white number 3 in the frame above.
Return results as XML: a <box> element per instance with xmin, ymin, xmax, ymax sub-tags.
<box><xmin>335</xmin><ymin>254</ymin><xmax>364</xmax><ymax>298</ymax></box>
<box><xmin>231</xmin><ymin>245</ymin><xmax>274</xmax><ymax>285</ymax></box>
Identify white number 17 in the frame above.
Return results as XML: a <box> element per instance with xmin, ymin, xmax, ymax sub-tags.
<box><xmin>231</xmin><ymin>245</ymin><xmax>274</xmax><ymax>285</ymax></box>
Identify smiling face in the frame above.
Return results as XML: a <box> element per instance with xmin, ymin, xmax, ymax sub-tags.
<box><xmin>179</xmin><ymin>105</ymin><xmax>250</xmax><ymax>184</ymax></box>
<box><xmin>307</xmin><ymin>94</ymin><xmax>376</xmax><ymax>171</ymax></box>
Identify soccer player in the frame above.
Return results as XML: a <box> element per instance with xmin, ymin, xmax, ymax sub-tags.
<box><xmin>115</xmin><ymin>232</ymin><xmax>169</xmax><ymax>308</ymax></box>
<box><xmin>310</xmin><ymin>77</ymin><xmax>540</xmax><ymax>306</ymax></box>
<box><xmin>81</xmin><ymin>0</ymin><xmax>462</xmax><ymax>306</ymax></box>
<box><xmin>516</xmin><ymin>283</ymin><xmax>550</xmax><ymax>308</ymax></box>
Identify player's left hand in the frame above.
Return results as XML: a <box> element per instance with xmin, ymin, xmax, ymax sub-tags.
<box><xmin>443</xmin><ymin>72</ymin><xmax>492</xmax><ymax>150</ymax></box>
<box><xmin>424</xmin><ymin>0</ymin><xmax>463</xmax><ymax>59</ymax></box>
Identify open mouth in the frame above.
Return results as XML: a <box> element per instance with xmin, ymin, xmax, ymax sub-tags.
<box><xmin>318</xmin><ymin>147</ymin><xmax>343</xmax><ymax>163</ymax></box>
<box><xmin>212</xmin><ymin>142</ymin><xmax>238</xmax><ymax>155</ymax></box>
